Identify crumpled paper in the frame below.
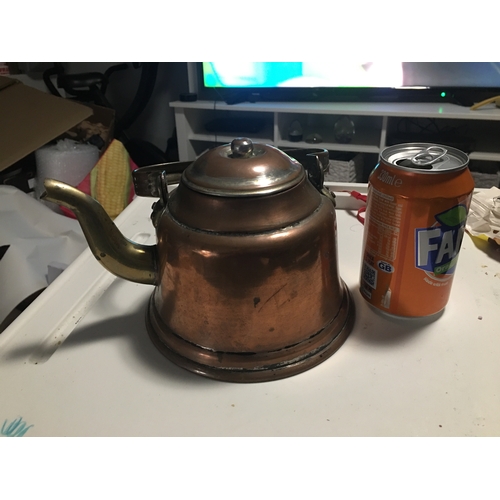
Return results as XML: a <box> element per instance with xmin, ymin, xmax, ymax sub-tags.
<box><xmin>466</xmin><ymin>186</ymin><xmax>500</xmax><ymax>245</ymax></box>
<box><xmin>0</xmin><ymin>185</ymin><xmax>86</xmax><ymax>327</ymax></box>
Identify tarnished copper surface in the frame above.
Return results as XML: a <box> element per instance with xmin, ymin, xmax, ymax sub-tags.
<box><xmin>146</xmin><ymin>281</ymin><xmax>354</xmax><ymax>382</ymax></box>
<box><xmin>168</xmin><ymin>177</ymin><xmax>321</xmax><ymax>233</ymax></box>
<box><xmin>183</xmin><ymin>141</ymin><xmax>304</xmax><ymax>196</ymax></box>
<box><xmin>149</xmin><ymin>197</ymin><xmax>349</xmax><ymax>356</ymax></box>
<box><xmin>41</xmin><ymin>140</ymin><xmax>355</xmax><ymax>382</ymax></box>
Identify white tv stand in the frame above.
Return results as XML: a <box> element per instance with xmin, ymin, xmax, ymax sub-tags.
<box><xmin>170</xmin><ymin>100</ymin><xmax>500</xmax><ymax>181</ymax></box>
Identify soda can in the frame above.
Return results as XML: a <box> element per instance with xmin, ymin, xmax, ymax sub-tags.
<box><xmin>360</xmin><ymin>143</ymin><xmax>474</xmax><ymax>317</ymax></box>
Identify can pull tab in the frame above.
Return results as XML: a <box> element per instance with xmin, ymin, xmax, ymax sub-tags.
<box><xmin>411</xmin><ymin>146</ymin><xmax>447</xmax><ymax>167</ymax></box>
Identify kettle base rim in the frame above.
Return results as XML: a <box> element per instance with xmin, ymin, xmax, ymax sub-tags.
<box><xmin>145</xmin><ymin>283</ymin><xmax>355</xmax><ymax>383</ymax></box>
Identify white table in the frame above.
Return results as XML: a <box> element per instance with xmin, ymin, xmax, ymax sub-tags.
<box><xmin>1</xmin><ymin>184</ymin><xmax>499</xmax><ymax>437</ymax></box>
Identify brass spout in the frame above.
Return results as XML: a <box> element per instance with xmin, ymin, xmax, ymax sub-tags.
<box><xmin>42</xmin><ymin>179</ymin><xmax>158</xmax><ymax>285</ymax></box>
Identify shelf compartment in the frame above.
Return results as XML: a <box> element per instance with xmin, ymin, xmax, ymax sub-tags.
<box><xmin>276</xmin><ymin>112</ymin><xmax>383</xmax><ymax>150</ymax></box>
<box><xmin>182</xmin><ymin>107</ymin><xmax>274</xmax><ymax>142</ymax></box>
<box><xmin>172</xmin><ymin>101</ymin><xmax>500</xmax><ymax>187</ymax></box>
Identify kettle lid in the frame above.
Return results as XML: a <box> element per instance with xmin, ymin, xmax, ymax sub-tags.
<box><xmin>182</xmin><ymin>138</ymin><xmax>305</xmax><ymax>197</ymax></box>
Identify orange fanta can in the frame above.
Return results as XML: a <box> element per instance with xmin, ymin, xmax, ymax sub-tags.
<box><xmin>360</xmin><ymin>143</ymin><xmax>474</xmax><ymax>317</ymax></box>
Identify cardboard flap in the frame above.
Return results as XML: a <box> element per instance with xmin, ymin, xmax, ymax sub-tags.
<box><xmin>0</xmin><ymin>77</ymin><xmax>16</xmax><ymax>92</ymax></box>
<box><xmin>0</xmin><ymin>76</ymin><xmax>93</xmax><ymax>172</ymax></box>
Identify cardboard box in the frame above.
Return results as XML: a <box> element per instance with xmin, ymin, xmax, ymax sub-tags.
<box><xmin>0</xmin><ymin>76</ymin><xmax>93</xmax><ymax>172</ymax></box>
<box><xmin>63</xmin><ymin>102</ymin><xmax>115</xmax><ymax>153</ymax></box>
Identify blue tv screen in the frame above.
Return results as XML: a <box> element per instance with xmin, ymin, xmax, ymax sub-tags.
<box><xmin>203</xmin><ymin>62</ymin><xmax>500</xmax><ymax>89</ymax></box>
<box><xmin>200</xmin><ymin>62</ymin><xmax>500</xmax><ymax>104</ymax></box>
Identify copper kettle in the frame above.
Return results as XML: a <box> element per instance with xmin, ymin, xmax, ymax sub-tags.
<box><xmin>42</xmin><ymin>139</ymin><xmax>354</xmax><ymax>382</ymax></box>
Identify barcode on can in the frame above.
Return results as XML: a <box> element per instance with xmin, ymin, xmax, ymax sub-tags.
<box><xmin>362</xmin><ymin>261</ymin><xmax>377</xmax><ymax>289</ymax></box>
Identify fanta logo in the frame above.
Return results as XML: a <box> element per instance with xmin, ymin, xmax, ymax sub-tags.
<box><xmin>415</xmin><ymin>205</ymin><xmax>468</xmax><ymax>276</ymax></box>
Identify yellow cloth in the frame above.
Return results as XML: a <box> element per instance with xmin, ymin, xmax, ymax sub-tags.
<box><xmin>90</xmin><ymin>139</ymin><xmax>132</xmax><ymax>220</ymax></box>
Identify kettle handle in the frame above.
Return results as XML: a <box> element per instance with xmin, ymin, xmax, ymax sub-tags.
<box><xmin>284</xmin><ymin>148</ymin><xmax>336</xmax><ymax>207</ymax></box>
<box><xmin>132</xmin><ymin>161</ymin><xmax>191</xmax><ymax>198</ymax></box>
<box><xmin>132</xmin><ymin>153</ymin><xmax>336</xmax><ymax>207</ymax></box>
<box><xmin>132</xmin><ymin>161</ymin><xmax>192</xmax><ymax>227</ymax></box>
<box><xmin>132</xmin><ymin>152</ymin><xmax>331</xmax><ymax>198</ymax></box>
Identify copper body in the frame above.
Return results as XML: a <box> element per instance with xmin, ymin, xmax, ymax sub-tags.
<box><xmin>147</xmin><ymin>178</ymin><xmax>353</xmax><ymax>381</ymax></box>
<box><xmin>42</xmin><ymin>140</ymin><xmax>354</xmax><ymax>382</ymax></box>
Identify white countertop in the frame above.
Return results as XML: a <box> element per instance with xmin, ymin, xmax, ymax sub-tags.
<box><xmin>1</xmin><ymin>183</ymin><xmax>499</xmax><ymax>437</ymax></box>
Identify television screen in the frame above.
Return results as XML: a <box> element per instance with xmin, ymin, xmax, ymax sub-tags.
<box><xmin>200</xmin><ymin>62</ymin><xmax>500</xmax><ymax>104</ymax></box>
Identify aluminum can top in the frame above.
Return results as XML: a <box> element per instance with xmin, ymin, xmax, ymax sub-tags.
<box><xmin>381</xmin><ymin>143</ymin><xmax>469</xmax><ymax>173</ymax></box>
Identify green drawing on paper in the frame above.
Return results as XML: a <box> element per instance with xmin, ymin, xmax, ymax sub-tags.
<box><xmin>1</xmin><ymin>417</ymin><xmax>34</xmax><ymax>437</ymax></box>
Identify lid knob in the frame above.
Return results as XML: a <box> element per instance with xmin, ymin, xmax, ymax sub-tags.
<box><xmin>231</xmin><ymin>138</ymin><xmax>254</xmax><ymax>158</ymax></box>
